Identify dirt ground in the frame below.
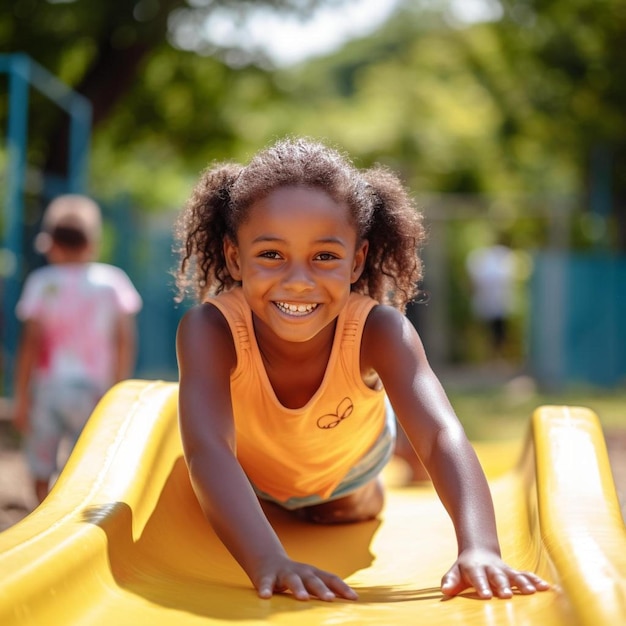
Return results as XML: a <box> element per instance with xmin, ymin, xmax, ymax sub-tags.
<box><xmin>1</xmin><ymin>406</ymin><xmax>625</xmax><ymax>533</ymax></box>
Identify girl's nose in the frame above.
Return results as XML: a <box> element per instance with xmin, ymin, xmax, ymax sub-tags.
<box><xmin>283</xmin><ymin>262</ymin><xmax>315</xmax><ymax>291</ymax></box>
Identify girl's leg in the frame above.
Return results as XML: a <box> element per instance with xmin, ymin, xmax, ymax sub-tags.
<box><xmin>299</xmin><ymin>478</ymin><xmax>384</xmax><ymax>524</ymax></box>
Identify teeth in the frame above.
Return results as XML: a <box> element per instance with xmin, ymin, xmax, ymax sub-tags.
<box><xmin>275</xmin><ymin>302</ymin><xmax>318</xmax><ymax>315</ymax></box>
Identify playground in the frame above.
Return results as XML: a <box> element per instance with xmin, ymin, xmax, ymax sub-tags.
<box><xmin>2</xmin><ymin>11</ymin><xmax>626</xmax><ymax>622</ymax></box>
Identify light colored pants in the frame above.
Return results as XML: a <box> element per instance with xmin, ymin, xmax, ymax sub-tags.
<box><xmin>26</xmin><ymin>379</ymin><xmax>102</xmax><ymax>480</ymax></box>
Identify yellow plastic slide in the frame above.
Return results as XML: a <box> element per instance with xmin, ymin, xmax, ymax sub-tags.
<box><xmin>1</xmin><ymin>380</ymin><xmax>625</xmax><ymax>625</ymax></box>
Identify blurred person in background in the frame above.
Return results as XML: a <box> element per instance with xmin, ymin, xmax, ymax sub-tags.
<box><xmin>466</xmin><ymin>235</ymin><xmax>516</xmax><ymax>361</ymax></box>
<box><xmin>12</xmin><ymin>195</ymin><xmax>142</xmax><ymax>502</ymax></box>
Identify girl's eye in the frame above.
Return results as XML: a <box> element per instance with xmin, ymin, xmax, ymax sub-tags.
<box><xmin>259</xmin><ymin>250</ymin><xmax>281</xmax><ymax>259</ymax></box>
<box><xmin>316</xmin><ymin>252</ymin><xmax>338</xmax><ymax>261</ymax></box>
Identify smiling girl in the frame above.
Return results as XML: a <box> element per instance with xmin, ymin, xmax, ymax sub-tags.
<box><xmin>173</xmin><ymin>137</ymin><xmax>549</xmax><ymax>603</ymax></box>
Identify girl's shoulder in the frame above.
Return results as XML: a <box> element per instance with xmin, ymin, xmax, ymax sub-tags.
<box><xmin>181</xmin><ymin>288</ymin><xmax>246</xmax><ymax>325</ymax></box>
<box><xmin>179</xmin><ymin>300</ymin><xmax>232</xmax><ymax>334</ymax></box>
<box><xmin>363</xmin><ymin>303</ymin><xmax>407</xmax><ymax>333</ymax></box>
<box><xmin>177</xmin><ymin>301</ymin><xmax>236</xmax><ymax>369</ymax></box>
<box><xmin>361</xmin><ymin>304</ymin><xmax>419</xmax><ymax>365</ymax></box>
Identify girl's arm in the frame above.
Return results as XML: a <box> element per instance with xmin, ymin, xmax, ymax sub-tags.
<box><xmin>176</xmin><ymin>304</ymin><xmax>357</xmax><ymax>602</ymax></box>
<box><xmin>361</xmin><ymin>305</ymin><xmax>549</xmax><ymax>599</ymax></box>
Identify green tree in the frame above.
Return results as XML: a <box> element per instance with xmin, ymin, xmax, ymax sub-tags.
<box><xmin>268</xmin><ymin>7</ymin><xmax>523</xmax><ymax>194</ymax></box>
<box><xmin>485</xmin><ymin>0</ymin><xmax>626</xmax><ymax>248</ymax></box>
<box><xmin>1</xmin><ymin>0</ymin><xmax>345</xmax><ymax>186</ymax></box>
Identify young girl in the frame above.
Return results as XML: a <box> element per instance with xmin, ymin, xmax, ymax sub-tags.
<box><xmin>174</xmin><ymin>137</ymin><xmax>549</xmax><ymax>603</ymax></box>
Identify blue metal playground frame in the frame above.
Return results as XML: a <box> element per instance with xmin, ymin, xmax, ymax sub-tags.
<box><xmin>1</xmin><ymin>53</ymin><xmax>92</xmax><ymax>387</ymax></box>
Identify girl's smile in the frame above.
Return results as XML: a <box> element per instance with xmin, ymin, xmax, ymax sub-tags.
<box><xmin>224</xmin><ymin>185</ymin><xmax>368</xmax><ymax>344</ymax></box>
<box><xmin>274</xmin><ymin>301</ymin><xmax>319</xmax><ymax>316</ymax></box>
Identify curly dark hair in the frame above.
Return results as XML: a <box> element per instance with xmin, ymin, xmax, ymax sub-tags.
<box><xmin>174</xmin><ymin>137</ymin><xmax>426</xmax><ymax>312</ymax></box>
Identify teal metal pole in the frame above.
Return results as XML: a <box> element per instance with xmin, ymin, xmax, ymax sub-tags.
<box><xmin>2</xmin><ymin>53</ymin><xmax>30</xmax><ymax>388</ymax></box>
<box><xmin>27</xmin><ymin>57</ymin><xmax>92</xmax><ymax>192</ymax></box>
<box><xmin>68</xmin><ymin>97</ymin><xmax>92</xmax><ymax>192</ymax></box>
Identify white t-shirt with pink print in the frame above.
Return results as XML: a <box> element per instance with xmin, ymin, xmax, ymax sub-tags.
<box><xmin>16</xmin><ymin>262</ymin><xmax>142</xmax><ymax>391</ymax></box>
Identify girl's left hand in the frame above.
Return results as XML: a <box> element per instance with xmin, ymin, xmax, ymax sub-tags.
<box><xmin>441</xmin><ymin>548</ymin><xmax>551</xmax><ymax>599</ymax></box>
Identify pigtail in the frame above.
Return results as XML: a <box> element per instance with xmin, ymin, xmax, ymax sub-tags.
<box><xmin>174</xmin><ymin>163</ymin><xmax>243</xmax><ymax>302</ymax></box>
<box><xmin>357</xmin><ymin>166</ymin><xmax>425</xmax><ymax>312</ymax></box>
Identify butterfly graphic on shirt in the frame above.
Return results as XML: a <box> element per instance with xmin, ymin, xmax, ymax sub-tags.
<box><xmin>316</xmin><ymin>397</ymin><xmax>354</xmax><ymax>429</ymax></box>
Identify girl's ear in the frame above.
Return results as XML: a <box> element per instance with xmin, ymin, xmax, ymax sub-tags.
<box><xmin>223</xmin><ymin>237</ymin><xmax>242</xmax><ymax>281</ymax></box>
<box><xmin>351</xmin><ymin>239</ymin><xmax>369</xmax><ymax>284</ymax></box>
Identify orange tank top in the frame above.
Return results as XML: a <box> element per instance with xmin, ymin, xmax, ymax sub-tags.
<box><xmin>207</xmin><ymin>288</ymin><xmax>386</xmax><ymax>502</ymax></box>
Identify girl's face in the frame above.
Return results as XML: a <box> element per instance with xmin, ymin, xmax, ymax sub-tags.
<box><xmin>224</xmin><ymin>185</ymin><xmax>368</xmax><ymax>344</ymax></box>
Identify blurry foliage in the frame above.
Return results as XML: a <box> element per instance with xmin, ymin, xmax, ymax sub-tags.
<box><xmin>3</xmin><ymin>0</ymin><xmax>624</xmax><ymax>231</ymax></box>
<box><xmin>0</xmin><ymin>0</ymin><xmax>348</xmax><ymax>205</ymax></box>
<box><xmin>492</xmin><ymin>0</ymin><xmax>626</xmax><ymax>247</ymax></box>
<box><xmin>2</xmin><ymin>0</ymin><xmax>626</xmax><ymax>366</ymax></box>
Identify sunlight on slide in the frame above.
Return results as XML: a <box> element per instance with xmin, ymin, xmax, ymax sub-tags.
<box><xmin>0</xmin><ymin>380</ymin><xmax>624</xmax><ymax>625</ymax></box>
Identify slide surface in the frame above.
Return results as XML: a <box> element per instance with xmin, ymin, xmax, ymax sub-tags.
<box><xmin>0</xmin><ymin>380</ymin><xmax>624</xmax><ymax>626</ymax></box>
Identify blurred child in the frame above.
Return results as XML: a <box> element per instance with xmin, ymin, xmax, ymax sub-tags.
<box><xmin>13</xmin><ymin>195</ymin><xmax>142</xmax><ymax>502</ymax></box>
<box><xmin>466</xmin><ymin>237</ymin><xmax>517</xmax><ymax>359</ymax></box>
<box><xmin>174</xmin><ymin>138</ymin><xmax>550</xmax><ymax>602</ymax></box>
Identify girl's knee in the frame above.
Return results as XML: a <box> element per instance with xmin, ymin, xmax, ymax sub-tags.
<box><xmin>300</xmin><ymin>479</ymin><xmax>384</xmax><ymax>525</ymax></box>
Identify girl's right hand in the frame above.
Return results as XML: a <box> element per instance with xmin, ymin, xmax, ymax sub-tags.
<box><xmin>252</xmin><ymin>554</ymin><xmax>358</xmax><ymax>602</ymax></box>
